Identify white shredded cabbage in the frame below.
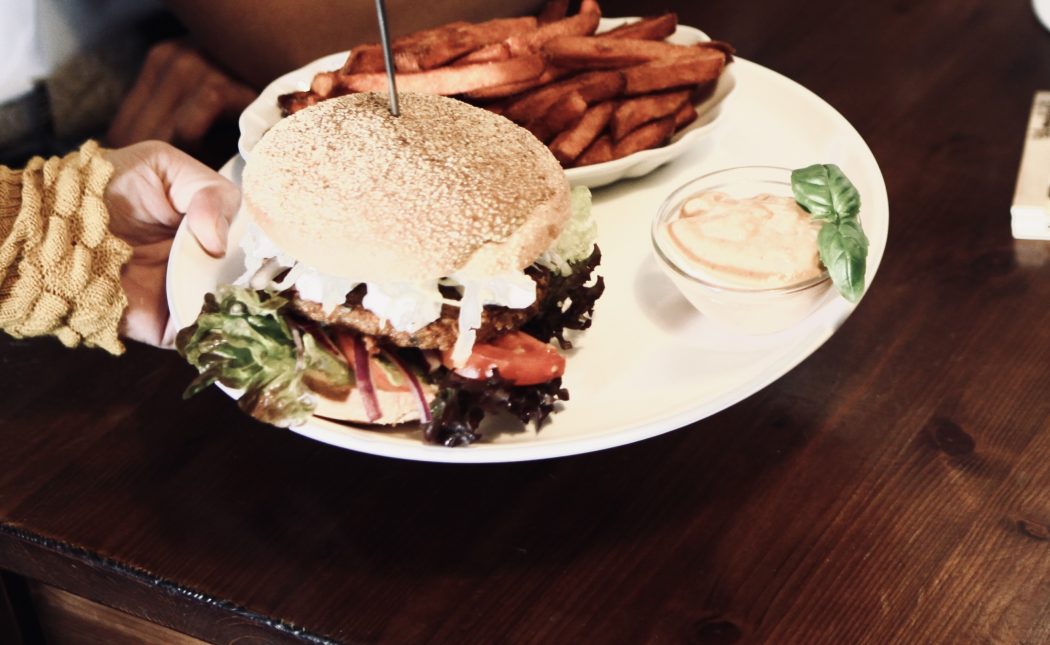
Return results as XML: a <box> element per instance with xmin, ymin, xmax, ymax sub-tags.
<box><xmin>363</xmin><ymin>281</ymin><xmax>445</xmax><ymax>332</ymax></box>
<box><xmin>236</xmin><ymin>221</ymin><xmax>537</xmax><ymax>361</ymax></box>
<box><xmin>447</xmin><ymin>271</ymin><xmax>537</xmax><ymax>366</ymax></box>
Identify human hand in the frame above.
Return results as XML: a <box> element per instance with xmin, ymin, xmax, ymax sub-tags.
<box><xmin>106</xmin><ymin>40</ymin><xmax>258</xmax><ymax>149</ymax></box>
<box><xmin>103</xmin><ymin>141</ymin><xmax>240</xmax><ymax>348</ymax></box>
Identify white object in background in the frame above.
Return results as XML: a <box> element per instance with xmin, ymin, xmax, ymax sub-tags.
<box><xmin>1036</xmin><ymin>0</ymin><xmax>1050</xmax><ymax>31</ymax></box>
<box><xmin>1011</xmin><ymin>91</ymin><xmax>1050</xmax><ymax>240</ymax></box>
<box><xmin>0</xmin><ymin>0</ymin><xmax>162</xmax><ymax>104</ymax></box>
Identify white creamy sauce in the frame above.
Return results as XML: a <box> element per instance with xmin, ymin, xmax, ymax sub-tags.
<box><xmin>665</xmin><ymin>191</ymin><xmax>824</xmax><ymax>288</ymax></box>
<box><xmin>284</xmin><ymin>267</ymin><xmax>358</xmax><ymax>314</ymax></box>
<box><xmin>362</xmin><ymin>282</ymin><xmax>445</xmax><ymax>333</ymax></box>
<box><xmin>237</xmin><ymin>221</ymin><xmax>536</xmax><ymax>365</ymax></box>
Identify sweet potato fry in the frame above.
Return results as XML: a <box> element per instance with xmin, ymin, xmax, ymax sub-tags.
<box><xmin>689</xmin><ymin>78</ymin><xmax>717</xmax><ymax>105</ymax></box>
<box><xmin>574</xmin><ymin>134</ymin><xmax>613</xmax><ymax>167</ymax></box>
<box><xmin>343</xmin><ymin>24</ymin><xmax>473</xmax><ymax>74</ymax></box>
<box><xmin>597</xmin><ymin>13</ymin><xmax>677</xmax><ymax>41</ymax></box>
<box><xmin>526</xmin><ymin>91</ymin><xmax>588</xmax><ymax>143</ymax></box>
<box><xmin>507</xmin><ymin>2</ymin><xmax>601</xmax><ymax>55</ymax></box>
<box><xmin>697</xmin><ymin>40</ymin><xmax>736</xmax><ymax>60</ymax></box>
<box><xmin>502</xmin><ymin>70</ymin><xmax>623</xmax><ymax>123</ymax></box>
<box><xmin>579</xmin><ymin>0</ymin><xmax>601</xmax><ymax>16</ymax></box>
<box><xmin>612</xmin><ymin>115</ymin><xmax>676</xmax><ymax>159</ymax></box>
<box><xmin>394</xmin><ymin>17</ymin><xmax>538</xmax><ymax>71</ymax></box>
<box><xmin>392</xmin><ymin>21</ymin><xmax>471</xmax><ymax>48</ymax></box>
<box><xmin>461</xmin><ymin>65</ymin><xmax>573</xmax><ymax>100</ymax></box>
<box><xmin>550</xmin><ymin>101</ymin><xmax>615</xmax><ymax>165</ymax></box>
<box><xmin>277</xmin><ymin>90</ymin><xmax>321</xmax><ymax>116</ymax></box>
<box><xmin>341</xmin><ymin>44</ymin><xmax>385</xmax><ymax>74</ymax></box>
<box><xmin>537</xmin><ymin>0</ymin><xmax>569</xmax><ymax>24</ymax></box>
<box><xmin>672</xmin><ymin>101</ymin><xmax>698</xmax><ymax>129</ymax></box>
<box><xmin>458</xmin><ymin>17</ymin><xmax>539</xmax><ymax>59</ymax></box>
<box><xmin>609</xmin><ymin>89</ymin><xmax>690</xmax><ymax>141</ymax></box>
<box><xmin>563</xmin><ymin>70</ymin><xmax>624</xmax><ymax>102</ymax></box>
<box><xmin>394</xmin><ymin>42</ymin><xmax>473</xmax><ymax>73</ymax></box>
<box><xmin>386</xmin><ymin>22</ymin><xmax>470</xmax><ymax>71</ymax></box>
<box><xmin>337</xmin><ymin>55</ymin><xmax>545</xmax><ymax>95</ymax></box>
<box><xmin>454</xmin><ymin>42</ymin><xmax>511</xmax><ymax>65</ymax></box>
<box><xmin>394</xmin><ymin>29</ymin><xmax>480</xmax><ymax>72</ymax></box>
<box><xmin>543</xmin><ymin>36</ymin><xmax>695</xmax><ymax>69</ymax></box>
<box><xmin>472</xmin><ymin>15</ymin><xmax>539</xmax><ymax>42</ymax></box>
<box><xmin>621</xmin><ymin>48</ymin><xmax>726</xmax><ymax>95</ymax></box>
<box><xmin>481</xmin><ymin>101</ymin><xmax>507</xmax><ymax>116</ymax></box>
<box><xmin>311</xmin><ymin>71</ymin><xmax>339</xmax><ymax>98</ymax></box>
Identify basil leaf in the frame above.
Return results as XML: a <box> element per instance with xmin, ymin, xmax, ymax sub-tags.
<box><xmin>817</xmin><ymin>219</ymin><xmax>868</xmax><ymax>303</ymax></box>
<box><xmin>791</xmin><ymin>163</ymin><xmax>869</xmax><ymax>302</ymax></box>
<box><xmin>791</xmin><ymin>164</ymin><xmax>862</xmax><ymax>220</ymax></box>
<box><xmin>176</xmin><ymin>285</ymin><xmax>352</xmax><ymax>427</ymax></box>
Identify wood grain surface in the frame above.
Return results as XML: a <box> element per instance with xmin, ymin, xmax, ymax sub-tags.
<box><xmin>2</xmin><ymin>1</ymin><xmax>1050</xmax><ymax>643</ymax></box>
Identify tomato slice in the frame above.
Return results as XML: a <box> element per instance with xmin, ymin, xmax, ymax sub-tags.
<box><xmin>444</xmin><ymin>331</ymin><xmax>566</xmax><ymax>386</ymax></box>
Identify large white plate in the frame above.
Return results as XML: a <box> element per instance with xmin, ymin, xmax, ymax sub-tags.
<box><xmin>171</xmin><ymin>57</ymin><xmax>888</xmax><ymax>463</ymax></box>
<box><xmin>236</xmin><ymin>17</ymin><xmax>736</xmax><ymax>189</ymax></box>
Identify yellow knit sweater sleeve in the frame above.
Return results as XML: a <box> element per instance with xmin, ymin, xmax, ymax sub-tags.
<box><xmin>0</xmin><ymin>141</ymin><xmax>132</xmax><ymax>355</ymax></box>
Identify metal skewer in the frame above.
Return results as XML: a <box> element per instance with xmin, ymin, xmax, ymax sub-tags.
<box><xmin>375</xmin><ymin>0</ymin><xmax>400</xmax><ymax>116</ymax></box>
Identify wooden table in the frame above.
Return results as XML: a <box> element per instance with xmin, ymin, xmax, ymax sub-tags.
<box><xmin>3</xmin><ymin>1</ymin><xmax>1050</xmax><ymax>643</ymax></box>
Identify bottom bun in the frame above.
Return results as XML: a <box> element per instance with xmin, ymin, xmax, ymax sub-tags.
<box><xmin>313</xmin><ymin>382</ymin><xmax>436</xmax><ymax>426</ymax></box>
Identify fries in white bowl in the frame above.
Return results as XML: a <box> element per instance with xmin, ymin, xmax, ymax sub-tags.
<box><xmin>238</xmin><ymin>8</ymin><xmax>736</xmax><ymax>188</ymax></box>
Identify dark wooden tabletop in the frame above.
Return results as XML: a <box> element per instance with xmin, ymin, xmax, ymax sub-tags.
<box><xmin>3</xmin><ymin>1</ymin><xmax>1050</xmax><ymax>643</ymax></box>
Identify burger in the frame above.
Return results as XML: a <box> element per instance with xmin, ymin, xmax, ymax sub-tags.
<box><xmin>176</xmin><ymin>92</ymin><xmax>604</xmax><ymax>446</ymax></box>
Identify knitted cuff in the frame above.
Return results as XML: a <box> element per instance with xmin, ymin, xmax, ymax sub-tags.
<box><xmin>0</xmin><ymin>141</ymin><xmax>133</xmax><ymax>354</ymax></box>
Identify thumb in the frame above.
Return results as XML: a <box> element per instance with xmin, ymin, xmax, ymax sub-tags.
<box><xmin>151</xmin><ymin>143</ymin><xmax>241</xmax><ymax>256</ymax></box>
<box><xmin>185</xmin><ymin>184</ymin><xmax>235</xmax><ymax>257</ymax></box>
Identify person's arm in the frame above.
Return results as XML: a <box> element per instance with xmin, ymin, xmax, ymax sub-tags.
<box><xmin>164</xmin><ymin>0</ymin><xmax>544</xmax><ymax>88</ymax></box>
<box><xmin>0</xmin><ymin>142</ymin><xmax>132</xmax><ymax>354</ymax></box>
<box><xmin>0</xmin><ymin>141</ymin><xmax>238</xmax><ymax>353</ymax></box>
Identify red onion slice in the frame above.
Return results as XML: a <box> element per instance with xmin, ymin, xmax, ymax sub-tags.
<box><xmin>382</xmin><ymin>349</ymin><xmax>432</xmax><ymax>424</ymax></box>
<box><xmin>334</xmin><ymin>332</ymin><xmax>381</xmax><ymax>423</ymax></box>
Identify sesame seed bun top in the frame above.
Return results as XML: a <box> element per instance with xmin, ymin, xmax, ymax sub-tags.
<box><xmin>241</xmin><ymin>92</ymin><xmax>572</xmax><ymax>282</ymax></box>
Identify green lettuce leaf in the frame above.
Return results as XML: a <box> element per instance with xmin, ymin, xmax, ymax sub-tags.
<box><xmin>175</xmin><ymin>285</ymin><xmax>352</xmax><ymax>427</ymax></box>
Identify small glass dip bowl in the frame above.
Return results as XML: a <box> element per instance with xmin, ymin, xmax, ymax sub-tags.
<box><xmin>651</xmin><ymin>165</ymin><xmax>833</xmax><ymax>335</ymax></box>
